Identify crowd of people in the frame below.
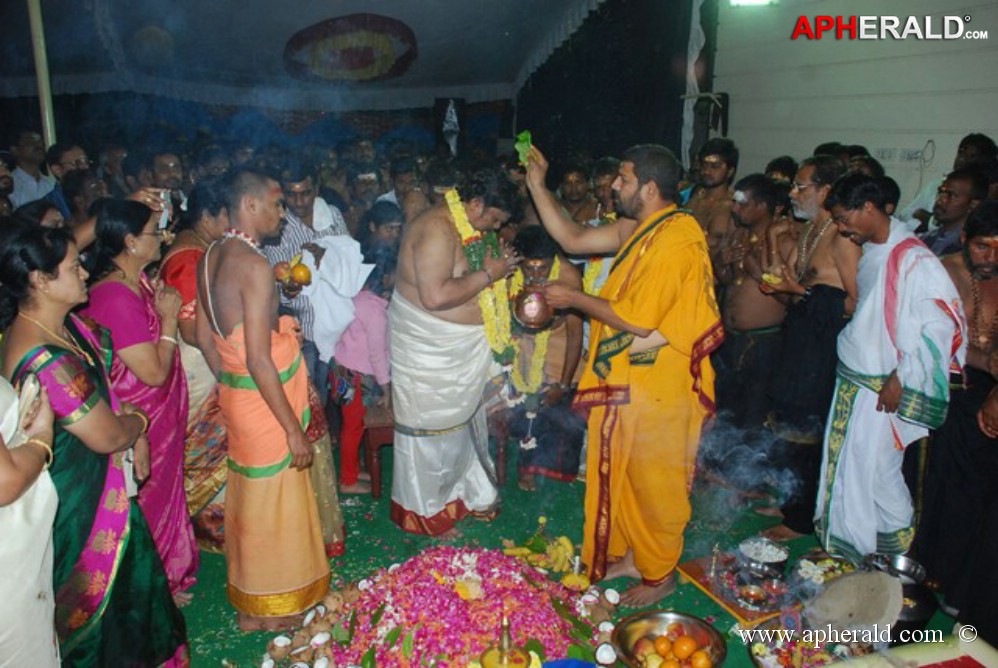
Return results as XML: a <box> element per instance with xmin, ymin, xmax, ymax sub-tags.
<box><xmin>1</xmin><ymin>123</ymin><xmax>997</xmax><ymax>664</ymax></box>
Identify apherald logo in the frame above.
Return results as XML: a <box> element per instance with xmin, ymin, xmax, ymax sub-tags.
<box><xmin>791</xmin><ymin>15</ymin><xmax>988</xmax><ymax>40</ymax></box>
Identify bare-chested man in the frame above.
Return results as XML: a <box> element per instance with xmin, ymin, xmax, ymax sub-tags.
<box><xmin>757</xmin><ymin>155</ymin><xmax>859</xmax><ymax>541</ymax></box>
<box><xmin>918</xmin><ymin>201</ymin><xmax>998</xmax><ymax>626</ymax></box>
<box><xmin>558</xmin><ymin>163</ymin><xmax>600</xmax><ymax>224</ymax></box>
<box><xmin>196</xmin><ymin>168</ymin><xmax>329</xmax><ymax>630</ymax></box>
<box><xmin>687</xmin><ymin>138</ymin><xmax>739</xmax><ymax>274</ymax></box>
<box><xmin>713</xmin><ymin>174</ymin><xmax>793</xmax><ymax>430</ymax></box>
<box><xmin>390</xmin><ymin>168</ymin><xmax>520</xmax><ymax>536</ymax></box>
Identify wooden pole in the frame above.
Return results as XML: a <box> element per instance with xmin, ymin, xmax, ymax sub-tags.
<box><xmin>26</xmin><ymin>0</ymin><xmax>57</xmax><ymax>146</ymax></box>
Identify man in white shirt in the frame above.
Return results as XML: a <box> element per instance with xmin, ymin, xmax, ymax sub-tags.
<box><xmin>8</xmin><ymin>129</ymin><xmax>54</xmax><ymax>208</ymax></box>
<box><xmin>263</xmin><ymin>160</ymin><xmax>349</xmax><ymax>406</ymax></box>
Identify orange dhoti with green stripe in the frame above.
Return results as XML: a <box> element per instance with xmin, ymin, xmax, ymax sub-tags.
<box><xmin>576</xmin><ymin>207</ymin><xmax>723</xmax><ymax>586</ymax></box>
<box><xmin>215</xmin><ymin>316</ymin><xmax>330</xmax><ymax>616</ymax></box>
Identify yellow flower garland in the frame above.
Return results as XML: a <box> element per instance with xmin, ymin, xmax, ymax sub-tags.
<box><xmin>582</xmin><ymin>212</ymin><xmax>617</xmax><ymax>295</ymax></box>
<box><xmin>445</xmin><ymin>189</ymin><xmax>513</xmax><ymax>363</ymax></box>
<box><xmin>510</xmin><ymin>257</ymin><xmax>560</xmax><ymax>395</ymax></box>
<box><xmin>582</xmin><ymin>258</ymin><xmax>604</xmax><ymax>295</ymax></box>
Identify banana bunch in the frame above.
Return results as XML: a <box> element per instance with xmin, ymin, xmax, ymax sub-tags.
<box><xmin>502</xmin><ymin>535</ymin><xmax>575</xmax><ymax>573</ymax></box>
<box><xmin>544</xmin><ymin>536</ymin><xmax>574</xmax><ymax>573</ymax></box>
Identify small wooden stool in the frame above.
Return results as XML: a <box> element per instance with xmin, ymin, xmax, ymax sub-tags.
<box><xmin>362</xmin><ymin>405</ymin><xmax>510</xmax><ymax>499</ymax></box>
<box><xmin>362</xmin><ymin>404</ymin><xmax>395</xmax><ymax>499</ymax></box>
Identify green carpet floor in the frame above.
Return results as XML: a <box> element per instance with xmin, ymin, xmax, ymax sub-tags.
<box><xmin>184</xmin><ymin>447</ymin><xmax>957</xmax><ymax>667</ymax></box>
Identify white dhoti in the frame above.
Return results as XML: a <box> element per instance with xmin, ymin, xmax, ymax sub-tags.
<box><xmin>815</xmin><ymin>221</ymin><xmax>965</xmax><ymax>562</ymax></box>
<box><xmin>816</xmin><ymin>371</ymin><xmax>923</xmax><ymax>561</ymax></box>
<box><xmin>388</xmin><ymin>291</ymin><xmax>500</xmax><ymax>535</ymax></box>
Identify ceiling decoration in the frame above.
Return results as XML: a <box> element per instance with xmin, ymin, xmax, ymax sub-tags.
<box><xmin>283</xmin><ymin>13</ymin><xmax>417</xmax><ymax>84</ymax></box>
<box><xmin>1</xmin><ymin>0</ymin><xmax>608</xmax><ymax>111</ymax></box>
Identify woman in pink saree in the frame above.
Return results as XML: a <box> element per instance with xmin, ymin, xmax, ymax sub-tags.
<box><xmin>82</xmin><ymin>199</ymin><xmax>198</xmax><ymax>602</ymax></box>
<box><xmin>1</xmin><ymin>224</ymin><xmax>187</xmax><ymax>666</ymax></box>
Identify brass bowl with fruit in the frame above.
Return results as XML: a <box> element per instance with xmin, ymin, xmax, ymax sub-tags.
<box><xmin>612</xmin><ymin>610</ymin><xmax>726</xmax><ymax>667</ymax></box>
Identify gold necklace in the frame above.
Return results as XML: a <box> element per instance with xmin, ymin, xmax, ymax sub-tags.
<box><xmin>970</xmin><ymin>276</ymin><xmax>998</xmax><ymax>348</ymax></box>
<box><xmin>190</xmin><ymin>228</ymin><xmax>212</xmax><ymax>248</ymax></box>
<box><xmin>796</xmin><ymin>216</ymin><xmax>833</xmax><ymax>282</ymax></box>
<box><xmin>18</xmin><ymin>312</ymin><xmax>95</xmax><ymax>367</ymax></box>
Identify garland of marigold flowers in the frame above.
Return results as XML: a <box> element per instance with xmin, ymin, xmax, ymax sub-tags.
<box><xmin>445</xmin><ymin>189</ymin><xmax>514</xmax><ymax>365</ymax></box>
<box><xmin>509</xmin><ymin>257</ymin><xmax>561</xmax><ymax>395</ymax></box>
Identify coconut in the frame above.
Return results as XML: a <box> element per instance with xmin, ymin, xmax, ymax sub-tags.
<box><xmin>290</xmin><ymin>663</ymin><xmax>310</xmax><ymax>668</ymax></box>
<box><xmin>306</xmin><ymin>616</ymin><xmax>333</xmax><ymax>636</ymax></box>
<box><xmin>322</xmin><ymin>590</ymin><xmax>345</xmax><ymax>614</ymax></box>
<box><xmin>303</xmin><ymin>608</ymin><xmax>318</xmax><ymax>628</ymax></box>
<box><xmin>598</xmin><ymin>621</ymin><xmax>614</xmax><ymax>634</ymax></box>
<box><xmin>314</xmin><ymin>644</ymin><xmax>336</xmax><ymax>660</ymax></box>
<box><xmin>357</xmin><ymin>578</ymin><xmax>373</xmax><ymax>591</ymax></box>
<box><xmin>341</xmin><ymin>583</ymin><xmax>361</xmax><ymax>604</ymax></box>
<box><xmin>310</xmin><ymin>631</ymin><xmax>332</xmax><ymax>648</ymax></box>
<box><xmin>588</xmin><ymin>605</ymin><xmax>612</xmax><ymax>625</ymax></box>
<box><xmin>602</xmin><ymin>588</ymin><xmax>620</xmax><ymax>606</ymax></box>
<box><xmin>595</xmin><ymin>643</ymin><xmax>618</xmax><ymax>665</ymax></box>
<box><xmin>313</xmin><ymin>659</ymin><xmax>332</xmax><ymax>668</ymax></box>
<box><xmin>388</xmin><ymin>562</ymin><xmax>401</xmax><ymax>573</ymax></box>
<box><xmin>290</xmin><ymin>629</ymin><xmax>310</xmax><ymax>649</ymax></box>
<box><xmin>260</xmin><ymin>658</ymin><xmax>275</xmax><ymax>668</ymax></box>
<box><xmin>267</xmin><ymin>635</ymin><xmax>292</xmax><ymax>660</ymax></box>
<box><xmin>289</xmin><ymin>644</ymin><xmax>314</xmax><ymax>663</ymax></box>
<box><xmin>581</xmin><ymin>593</ymin><xmax>599</xmax><ymax>607</ymax></box>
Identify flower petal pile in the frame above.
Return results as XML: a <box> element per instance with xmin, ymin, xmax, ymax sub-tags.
<box><xmin>320</xmin><ymin>546</ymin><xmax>585</xmax><ymax>665</ymax></box>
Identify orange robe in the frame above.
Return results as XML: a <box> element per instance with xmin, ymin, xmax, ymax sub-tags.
<box><xmin>215</xmin><ymin>316</ymin><xmax>330</xmax><ymax>616</ymax></box>
<box><xmin>575</xmin><ymin>206</ymin><xmax>723</xmax><ymax>585</ymax></box>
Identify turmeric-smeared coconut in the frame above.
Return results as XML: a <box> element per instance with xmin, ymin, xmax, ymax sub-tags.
<box><xmin>267</xmin><ymin>634</ymin><xmax>292</xmax><ymax>660</ymax></box>
<box><xmin>322</xmin><ymin>590</ymin><xmax>345</xmax><ymax>614</ymax></box>
<box><xmin>306</xmin><ymin>616</ymin><xmax>332</xmax><ymax>635</ymax></box>
<box><xmin>290</xmin><ymin>629</ymin><xmax>310</xmax><ymax>649</ymax></box>
<box><xmin>289</xmin><ymin>644</ymin><xmax>314</xmax><ymax>663</ymax></box>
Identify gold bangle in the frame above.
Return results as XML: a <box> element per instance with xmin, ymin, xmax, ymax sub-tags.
<box><xmin>133</xmin><ymin>412</ymin><xmax>150</xmax><ymax>434</ymax></box>
<box><xmin>24</xmin><ymin>437</ymin><xmax>53</xmax><ymax>469</ymax></box>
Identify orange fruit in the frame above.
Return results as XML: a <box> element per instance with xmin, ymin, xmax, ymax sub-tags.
<box><xmin>290</xmin><ymin>263</ymin><xmax>312</xmax><ymax>285</ymax></box>
<box><xmin>274</xmin><ymin>261</ymin><xmax>292</xmax><ymax>283</ymax></box>
<box><xmin>661</xmin><ymin>660</ymin><xmax>681</xmax><ymax>668</ymax></box>
<box><xmin>672</xmin><ymin>635</ymin><xmax>698</xmax><ymax>661</ymax></box>
<box><xmin>653</xmin><ymin>635</ymin><xmax>672</xmax><ymax>657</ymax></box>
<box><xmin>690</xmin><ymin>649</ymin><xmax>713</xmax><ymax>668</ymax></box>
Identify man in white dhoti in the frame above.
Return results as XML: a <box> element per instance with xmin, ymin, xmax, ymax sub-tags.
<box><xmin>389</xmin><ymin>169</ymin><xmax>520</xmax><ymax>535</ymax></box>
<box><xmin>815</xmin><ymin>173</ymin><xmax>966</xmax><ymax>561</ymax></box>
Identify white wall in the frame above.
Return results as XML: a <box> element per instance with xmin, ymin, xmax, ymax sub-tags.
<box><xmin>713</xmin><ymin>0</ymin><xmax>998</xmax><ymax>208</ymax></box>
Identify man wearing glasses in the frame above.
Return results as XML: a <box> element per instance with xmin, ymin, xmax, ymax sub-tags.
<box><xmin>757</xmin><ymin>155</ymin><xmax>859</xmax><ymax>542</ymax></box>
<box><xmin>43</xmin><ymin>142</ymin><xmax>91</xmax><ymax>218</ymax></box>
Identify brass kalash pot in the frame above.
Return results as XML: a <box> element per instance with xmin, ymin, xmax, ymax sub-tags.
<box><xmin>513</xmin><ymin>259</ymin><xmax>556</xmax><ymax>330</ymax></box>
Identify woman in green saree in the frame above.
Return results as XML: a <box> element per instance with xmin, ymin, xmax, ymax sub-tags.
<box><xmin>0</xmin><ymin>224</ymin><xmax>188</xmax><ymax>666</ymax></box>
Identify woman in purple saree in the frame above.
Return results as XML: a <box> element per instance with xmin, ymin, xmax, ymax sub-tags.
<box><xmin>82</xmin><ymin>199</ymin><xmax>198</xmax><ymax>602</ymax></box>
<box><xmin>0</xmin><ymin>224</ymin><xmax>187</xmax><ymax>666</ymax></box>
